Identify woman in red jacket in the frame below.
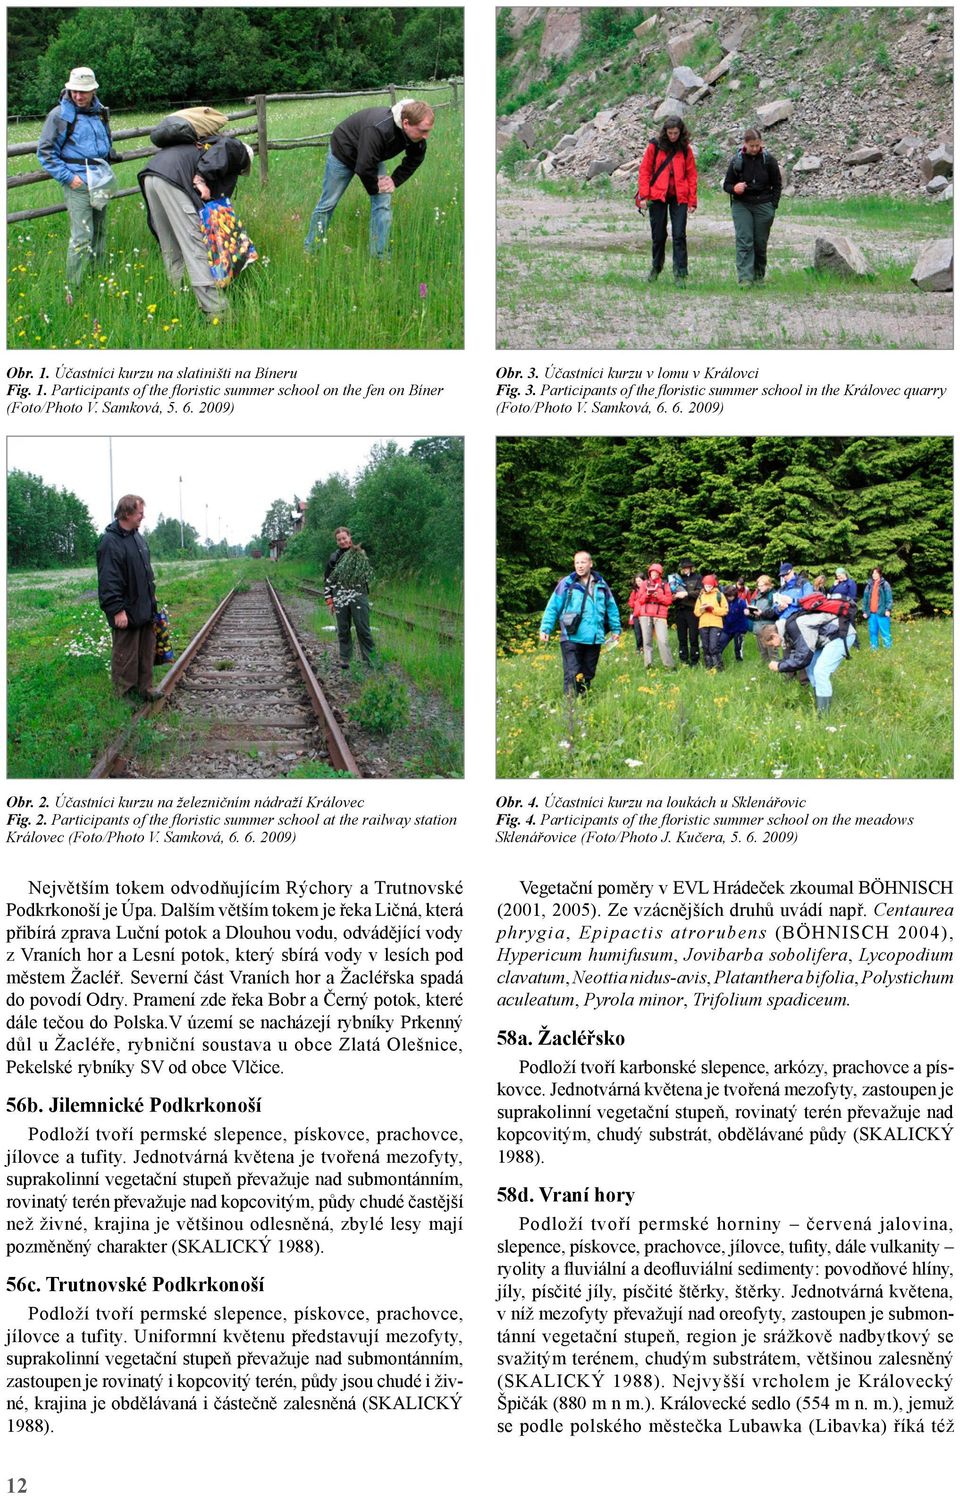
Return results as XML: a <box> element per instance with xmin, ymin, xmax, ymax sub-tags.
<box><xmin>636</xmin><ymin>115</ymin><xmax>697</xmax><ymax>284</ymax></box>
<box><xmin>629</xmin><ymin>563</ymin><xmax>675</xmax><ymax>669</ymax></box>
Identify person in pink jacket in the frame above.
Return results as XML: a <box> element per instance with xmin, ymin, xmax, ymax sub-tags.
<box><xmin>636</xmin><ymin>115</ymin><xmax>698</xmax><ymax>284</ymax></box>
<box><xmin>629</xmin><ymin>562</ymin><xmax>675</xmax><ymax>669</ymax></box>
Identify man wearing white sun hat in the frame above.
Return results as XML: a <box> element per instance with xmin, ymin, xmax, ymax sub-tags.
<box><xmin>38</xmin><ymin>66</ymin><xmax>115</xmax><ymax>302</ymax></box>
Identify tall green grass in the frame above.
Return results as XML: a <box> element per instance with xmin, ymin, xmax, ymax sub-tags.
<box><xmin>8</xmin><ymin>93</ymin><xmax>463</xmax><ymax>348</ymax></box>
<box><xmin>496</xmin><ymin>618</ymin><xmax>952</xmax><ymax>780</ymax></box>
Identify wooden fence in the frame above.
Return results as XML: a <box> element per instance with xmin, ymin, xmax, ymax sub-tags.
<box><xmin>7</xmin><ymin>81</ymin><xmax>460</xmax><ymax>224</ymax></box>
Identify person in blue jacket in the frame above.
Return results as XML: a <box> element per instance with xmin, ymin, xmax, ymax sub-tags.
<box><xmin>38</xmin><ymin>66</ymin><xmax>114</xmax><ymax>302</ymax></box>
<box><xmin>719</xmin><ymin>584</ymin><xmax>751</xmax><ymax>662</ymax></box>
<box><xmin>830</xmin><ymin>567</ymin><xmax>858</xmax><ymax>603</ymax></box>
<box><xmin>862</xmin><ymin>567</ymin><xmax>893</xmax><ymax>650</ymax></box>
<box><xmin>540</xmin><ymin>550</ymin><xmax>621</xmax><ymax>695</ymax></box>
<box><xmin>774</xmin><ymin>561</ymin><xmax>814</xmax><ymax>619</ymax></box>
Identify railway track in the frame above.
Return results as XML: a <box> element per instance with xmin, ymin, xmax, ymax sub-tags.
<box><xmin>90</xmin><ymin>580</ymin><xmax>361</xmax><ymax>779</ymax></box>
<box><xmin>296</xmin><ymin>582</ymin><xmax>462</xmax><ymax>644</ymax></box>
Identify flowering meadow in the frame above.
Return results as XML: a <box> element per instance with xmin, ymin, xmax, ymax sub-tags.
<box><xmin>496</xmin><ymin>617</ymin><xmax>952</xmax><ymax>780</ymax></box>
<box><xmin>8</xmin><ymin>93</ymin><xmax>463</xmax><ymax>349</ymax></box>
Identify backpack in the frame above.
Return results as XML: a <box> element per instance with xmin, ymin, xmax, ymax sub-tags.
<box><xmin>733</xmin><ymin>147</ymin><xmax>769</xmax><ymax>170</ymax></box>
<box><xmin>61</xmin><ymin>94</ymin><xmax>112</xmax><ymax>154</ymax></box>
<box><xmin>150</xmin><ymin>106</ymin><xmax>228</xmax><ymax>148</ymax></box>
<box><xmin>798</xmin><ymin>593</ymin><xmax>857</xmax><ymax>656</ymax></box>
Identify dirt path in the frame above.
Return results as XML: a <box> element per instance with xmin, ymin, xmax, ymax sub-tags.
<box><xmin>498</xmin><ymin>186</ymin><xmax>953</xmax><ymax>350</ymax></box>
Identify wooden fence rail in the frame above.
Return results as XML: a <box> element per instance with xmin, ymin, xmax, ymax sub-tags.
<box><xmin>7</xmin><ymin>83</ymin><xmax>461</xmax><ymax>223</ymax></box>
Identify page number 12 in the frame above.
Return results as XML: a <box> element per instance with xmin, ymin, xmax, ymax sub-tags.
<box><xmin>7</xmin><ymin>1481</ymin><xmax>27</xmax><ymax>1494</ymax></box>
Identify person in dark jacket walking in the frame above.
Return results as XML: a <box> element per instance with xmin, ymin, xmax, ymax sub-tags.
<box><xmin>304</xmin><ymin>100</ymin><xmax>434</xmax><ymax>257</ymax></box>
<box><xmin>635</xmin><ymin>116</ymin><xmax>697</xmax><ymax>283</ymax></box>
<box><xmin>672</xmin><ymin>559</ymin><xmax>702</xmax><ymax>666</ymax></box>
<box><xmin>722</xmin><ymin>127</ymin><xmax>782</xmax><ymax>286</ymax></box>
<box><xmin>138</xmin><ymin>136</ymin><xmax>252</xmax><ymax>319</ymax></box>
<box><xmin>96</xmin><ymin>495</ymin><xmax>159</xmax><ymax>702</ymax></box>
<box><xmin>323</xmin><ymin>527</ymin><xmax>376</xmax><ymax>668</ymax></box>
<box><xmin>37</xmin><ymin>66</ymin><xmax>115</xmax><ymax>301</ymax></box>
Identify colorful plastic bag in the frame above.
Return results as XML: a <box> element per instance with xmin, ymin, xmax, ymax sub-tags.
<box><xmin>200</xmin><ymin>196</ymin><xmax>258</xmax><ymax>284</ymax></box>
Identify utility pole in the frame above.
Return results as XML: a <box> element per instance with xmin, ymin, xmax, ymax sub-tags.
<box><xmin>178</xmin><ymin>476</ymin><xmax>184</xmax><ymax>548</ymax></box>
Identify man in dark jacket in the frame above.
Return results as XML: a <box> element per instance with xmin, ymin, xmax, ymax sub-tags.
<box><xmin>138</xmin><ymin>137</ymin><xmax>252</xmax><ymax>318</ymax></box>
<box><xmin>722</xmin><ymin>128</ymin><xmax>783</xmax><ymax>286</ymax></box>
<box><xmin>304</xmin><ymin>99</ymin><xmax>434</xmax><ymax>257</ymax></box>
<box><xmin>672</xmin><ymin>559</ymin><xmax>702</xmax><ymax>667</ymax></box>
<box><xmin>97</xmin><ymin>496</ymin><xmax>158</xmax><ymax>702</ymax></box>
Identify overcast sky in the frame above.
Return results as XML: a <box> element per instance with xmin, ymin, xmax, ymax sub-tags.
<box><xmin>7</xmin><ymin>435</ymin><xmax>411</xmax><ymax>544</ymax></box>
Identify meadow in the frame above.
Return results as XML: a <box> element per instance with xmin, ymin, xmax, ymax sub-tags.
<box><xmin>497</xmin><ymin>181</ymin><xmax>953</xmax><ymax>350</ymax></box>
<box><xmin>496</xmin><ymin>617</ymin><xmax>952</xmax><ymax>780</ymax></box>
<box><xmin>8</xmin><ymin>91</ymin><xmax>463</xmax><ymax>349</ymax></box>
<box><xmin>8</xmin><ymin>557</ymin><xmax>464</xmax><ymax>778</ymax></box>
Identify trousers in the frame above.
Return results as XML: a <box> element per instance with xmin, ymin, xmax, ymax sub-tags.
<box><xmin>648</xmin><ymin>199</ymin><xmax>688</xmax><ymax>276</ymax></box>
<box><xmin>304</xmin><ymin>152</ymin><xmax>392</xmax><ymax>257</ymax></box>
<box><xmin>63</xmin><ymin>183</ymin><xmax>108</xmax><ymax>287</ymax></box>
<box><xmin>110</xmin><ymin>622</ymin><xmax>155</xmax><ymax>698</ymax></box>
<box><xmin>731</xmin><ymin>198</ymin><xmax>776</xmax><ymax>283</ymax></box>
<box><xmin>560</xmin><ymin>640</ymin><xmax>602</xmax><ymax>695</ymax></box>
<box><xmin>638</xmin><ymin>615</ymin><xmax>674</xmax><ymax>667</ymax></box>
<box><xmin>336</xmin><ymin>595</ymin><xmax>375</xmax><ymax>664</ymax></box>
<box><xmin>142</xmin><ymin>176</ymin><xmax>224</xmax><ymax>315</ymax></box>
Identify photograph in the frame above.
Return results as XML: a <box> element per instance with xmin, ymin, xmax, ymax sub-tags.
<box><xmin>7</xmin><ymin>6</ymin><xmax>464</xmax><ymax>349</ymax></box>
<box><xmin>8</xmin><ymin>435</ymin><xmax>464</xmax><ymax>778</ymax></box>
<box><xmin>497</xmin><ymin>6</ymin><xmax>953</xmax><ymax>349</ymax></box>
<box><xmin>496</xmin><ymin>435</ymin><xmax>953</xmax><ymax>779</ymax></box>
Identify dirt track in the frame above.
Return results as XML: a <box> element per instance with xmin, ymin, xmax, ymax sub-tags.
<box><xmin>497</xmin><ymin>185</ymin><xmax>953</xmax><ymax>350</ymax></box>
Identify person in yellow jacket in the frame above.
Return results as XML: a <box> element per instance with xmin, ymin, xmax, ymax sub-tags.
<box><xmin>694</xmin><ymin>573</ymin><xmax>728</xmax><ymax>670</ymax></box>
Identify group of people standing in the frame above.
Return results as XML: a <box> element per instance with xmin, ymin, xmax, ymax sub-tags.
<box><xmin>636</xmin><ymin>118</ymin><xmax>782</xmax><ymax>286</ymax></box>
<box><xmin>38</xmin><ymin>66</ymin><xmax>434</xmax><ymax>317</ymax></box>
<box><xmin>539</xmin><ymin>553</ymin><xmax>894</xmax><ymax>715</ymax></box>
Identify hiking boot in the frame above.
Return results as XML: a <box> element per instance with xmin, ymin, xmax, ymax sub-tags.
<box><xmin>815</xmin><ymin>695</ymin><xmax>831</xmax><ymax>716</ymax></box>
<box><xmin>647</xmin><ymin>269</ymin><xmax>660</xmax><ymax>283</ymax></box>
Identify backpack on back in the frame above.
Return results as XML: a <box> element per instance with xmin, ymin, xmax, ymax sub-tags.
<box><xmin>150</xmin><ymin>106</ymin><xmax>229</xmax><ymax>148</ymax></box>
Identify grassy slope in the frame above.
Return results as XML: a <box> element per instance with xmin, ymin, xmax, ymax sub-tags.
<box><xmin>496</xmin><ymin>617</ymin><xmax>952</xmax><ymax>780</ymax></box>
<box><xmin>8</xmin><ymin>93</ymin><xmax>463</xmax><ymax>349</ymax></box>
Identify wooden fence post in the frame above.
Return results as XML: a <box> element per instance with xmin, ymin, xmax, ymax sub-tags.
<box><xmin>256</xmin><ymin>94</ymin><xmax>268</xmax><ymax>186</ymax></box>
<box><xmin>389</xmin><ymin>85</ymin><xmax>397</xmax><ymax>106</ymax></box>
<box><xmin>451</xmin><ymin>80</ymin><xmax>459</xmax><ymax>110</ymax></box>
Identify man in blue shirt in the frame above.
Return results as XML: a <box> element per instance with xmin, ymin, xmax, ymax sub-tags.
<box><xmin>38</xmin><ymin>66</ymin><xmax>114</xmax><ymax>302</ymax></box>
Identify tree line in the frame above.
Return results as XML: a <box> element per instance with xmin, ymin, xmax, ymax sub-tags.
<box><xmin>260</xmin><ymin>438</ymin><xmax>463</xmax><ymax>578</ymax></box>
<box><xmin>497</xmin><ymin>436</ymin><xmax>952</xmax><ymax>630</ymax></box>
<box><xmin>9</xmin><ymin>7</ymin><xmax>463</xmax><ymax>115</ymax></box>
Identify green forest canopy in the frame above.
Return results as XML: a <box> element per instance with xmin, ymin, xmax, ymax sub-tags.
<box><xmin>497</xmin><ymin>436</ymin><xmax>953</xmax><ymax>628</ymax></box>
<box><xmin>281</xmin><ymin>437</ymin><xmax>463</xmax><ymax>579</ymax></box>
<box><xmin>8</xmin><ymin>7</ymin><xmax>463</xmax><ymax>114</ymax></box>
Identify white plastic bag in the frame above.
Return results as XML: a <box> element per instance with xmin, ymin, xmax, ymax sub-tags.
<box><xmin>85</xmin><ymin>157</ymin><xmax>117</xmax><ymax>209</ymax></box>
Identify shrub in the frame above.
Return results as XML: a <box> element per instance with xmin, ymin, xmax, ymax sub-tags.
<box><xmin>348</xmin><ymin>676</ymin><xmax>410</xmax><ymax>735</ymax></box>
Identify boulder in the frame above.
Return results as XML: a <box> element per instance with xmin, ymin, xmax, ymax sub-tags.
<box><xmin>653</xmin><ymin>96</ymin><xmax>690</xmax><ymax>122</ymax></box>
<box><xmin>634</xmin><ymin>14</ymin><xmax>659</xmax><ymax>38</ymax></box>
<box><xmin>925</xmin><ymin>175</ymin><xmax>950</xmax><ymax>194</ymax></box>
<box><xmin>585</xmin><ymin>158</ymin><xmax>618</xmax><ymax>180</ymax></box>
<box><xmin>541</xmin><ymin>9</ymin><xmax>583</xmax><ymax>62</ymax></box>
<box><xmin>910</xmin><ymin>239</ymin><xmax>953</xmax><ymax>292</ymax></box>
<box><xmin>727</xmin><ymin>78</ymin><xmax>741</xmax><ymax>91</ymax></box>
<box><xmin>756</xmin><ymin>98</ymin><xmax>793</xmax><ymax>128</ymax></box>
<box><xmin>719</xmin><ymin>20</ymin><xmax>753</xmax><ymax>53</ymax></box>
<box><xmin>553</xmin><ymin>133</ymin><xmax>579</xmax><ymax>154</ymax></box>
<box><xmin>793</xmin><ymin>155</ymin><xmax>822</xmax><ymax>173</ymax></box>
<box><xmin>705</xmin><ymin>53</ymin><xmax>736</xmax><ymax>85</ymax></box>
<box><xmin>496</xmin><ymin>130</ymin><xmax>514</xmax><ymax>152</ymax></box>
<box><xmin>667</xmin><ymin>65</ymin><xmax>706</xmax><ymax>101</ymax></box>
<box><xmin>667</xmin><ymin>27</ymin><xmax>708</xmax><ymax>66</ymax></box>
<box><xmin>921</xmin><ymin>144</ymin><xmax>953</xmax><ymax>181</ymax></box>
<box><xmin>850</xmin><ymin>165</ymin><xmax>871</xmax><ymax>180</ymax></box>
<box><xmin>892</xmin><ymin>134</ymin><xmax>924</xmax><ymax>157</ymax></box>
<box><xmin>594</xmin><ymin>109</ymin><xmax>617</xmax><ymax>129</ymax></box>
<box><xmin>942</xmin><ymin>183</ymin><xmax>954</xmax><ymax>202</ymax></box>
<box><xmin>506</xmin><ymin>8</ymin><xmax>543</xmax><ymax>41</ymax></box>
<box><xmin>517</xmin><ymin>120</ymin><xmax>537</xmax><ymax>149</ymax></box>
<box><xmin>687</xmin><ymin>86</ymin><xmax>712</xmax><ymax>106</ymax></box>
<box><xmin>844</xmin><ymin>145</ymin><xmax>883</xmax><ymax>165</ymax></box>
<box><xmin>814</xmin><ymin>234</ymin><xmax>870</xmax><ymax>276</ymax></box>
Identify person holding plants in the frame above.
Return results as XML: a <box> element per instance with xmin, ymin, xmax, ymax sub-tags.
<box><xmin>722</xmin><ymin>126</ymin><xmax>782</xmax><ymax>287</ymax></box>
<box><xmin>629</xmin><ymin>563</ymin><xmax>675</xmax><ymax>668</ymax></box>
<box><xmin>138</xmin><ymin>136</ymin><xmax>253</xmax><ymax>321</ymax></box>
<box><xmin>304</xmin><ymin>100</ymin><xmax>435</xmax><ymax>258</ymax></box>
<box><xmin>96</xmin><ymin>495</ymin><xmax>160</xmax><ymax>703</ymax></box>
<box><xmin>324</xmin><ymin>527</ymin><xmax>376</xmax><ymax>669</ymax></box>
<box><xmin>635</xmin><ymin>115</ymin><xmax>697</xmax><ymax>283</ymax></box>
<box><xmin>539</xmin><ymin>550</ymin><xmax>621</xmax><ymax>696</ymax></box>
<box><xmin>720</xmin><ymin>584</ymin><xmax>750</xmax><ymax>662</ymax></box>
<box><xmin>38</xmin><ymin>66</ymin><xmax>115</xmax><ymax>303</ymax></box>
<box><xmin>694</xmin><ymin>573</ymin><xmax>728</xmax><ymax>670</ymax></box>
<box><xmin>862</xmin><ymin>567</ymin><xmax>893</xmax><ymax>649</ymax></box>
